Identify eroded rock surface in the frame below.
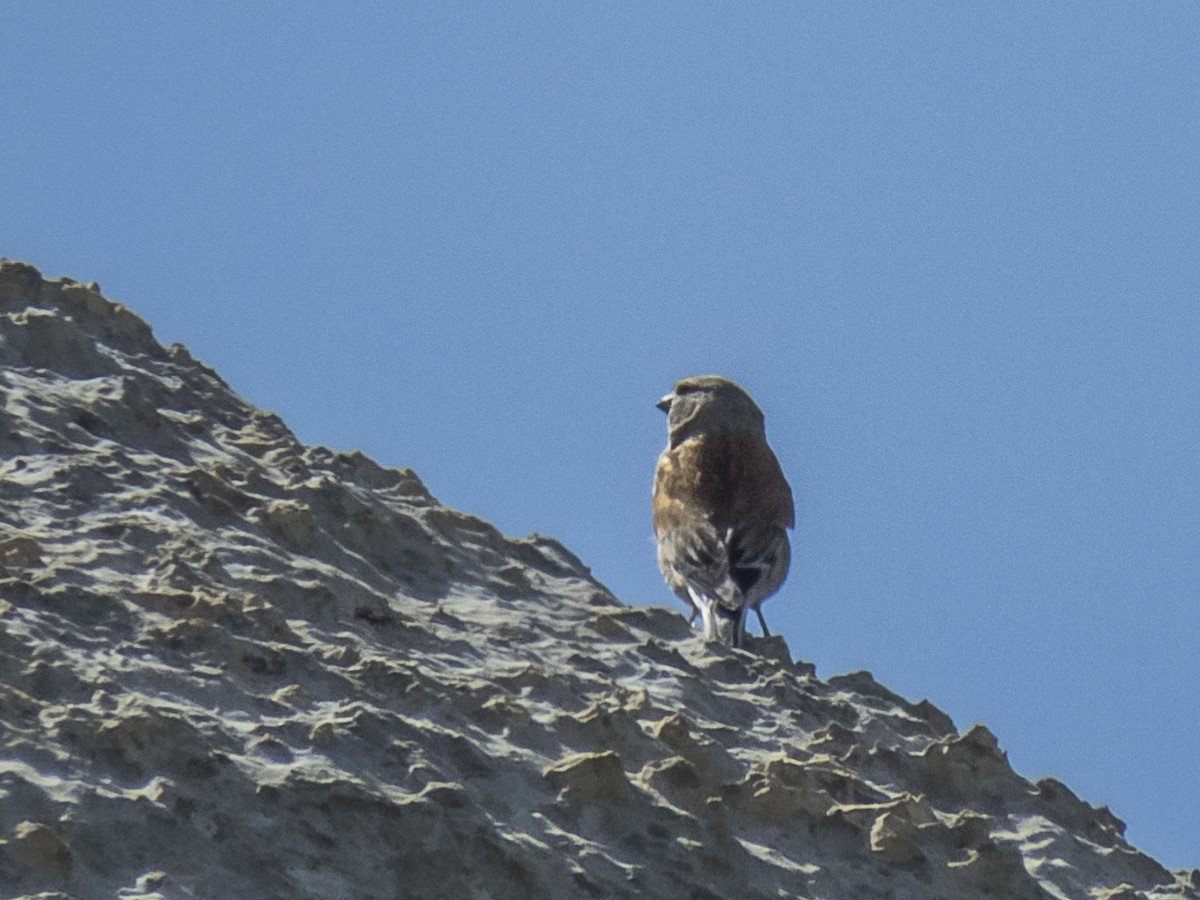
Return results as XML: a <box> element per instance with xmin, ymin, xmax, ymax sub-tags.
<box><xmin>0</xmin><ymin>260</ymin><xmax>1196</xmax><ymax>899</ymax></box>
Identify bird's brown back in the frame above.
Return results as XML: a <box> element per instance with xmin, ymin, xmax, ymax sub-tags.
<box><xmin>653</xmin><ymin>428</ymin><xmax>794</xmax><ymax>535</ymax></box>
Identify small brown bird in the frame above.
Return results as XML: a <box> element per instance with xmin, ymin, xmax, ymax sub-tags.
<box><xmin>652</xmin><ymin>375</ymin><xmax>794</xmax><ymax>647</ymax></box>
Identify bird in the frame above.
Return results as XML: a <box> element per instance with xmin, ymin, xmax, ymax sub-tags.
<box><xmin>652</xmin><ymin>375</ymin><xmax>794</xmax><ymax>648</ymax></box>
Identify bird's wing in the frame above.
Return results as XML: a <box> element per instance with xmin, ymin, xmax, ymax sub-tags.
<box><xmin>726</xmin><ymin>523</ymin><xmax>791</xmax><ymax>609</ymax></box>
<box><xmin>654</xmin><ymin>445</ymin><xmax>732</xmax><ymax>607</ymax></box>
<box><xmin>656</xmin><ymin>516</ymin><xmax>731</xmax><ymax>600</ymax></box>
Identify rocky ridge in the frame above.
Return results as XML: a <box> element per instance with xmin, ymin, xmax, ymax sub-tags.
<box><xmin>0</xmin><ymin>260</ymin><xmax>1195</xmax><ymax>899</ymax></box>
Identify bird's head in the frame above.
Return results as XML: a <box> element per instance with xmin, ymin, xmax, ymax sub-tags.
<box><xmin>657</xmin><ymin>375</ymin><xmax>766</xmax><ymax>448</ymax></box>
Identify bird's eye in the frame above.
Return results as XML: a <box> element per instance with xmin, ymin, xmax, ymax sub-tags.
<box><xmin>676</xmin><ymin>383</ymin><xmax>701</xmax><ymax>395</ymax></box>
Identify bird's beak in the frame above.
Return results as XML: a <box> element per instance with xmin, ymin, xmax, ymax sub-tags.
<box><xmin>656</xmin><ymin>394</ymin><xmax>673</xmax><ymax>413</ymax></box>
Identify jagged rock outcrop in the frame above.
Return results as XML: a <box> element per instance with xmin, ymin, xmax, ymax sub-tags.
<box><xmin>0</xmin><ymin>260</ymin><xmax>1196</xmax><ymax>899</ymax></box>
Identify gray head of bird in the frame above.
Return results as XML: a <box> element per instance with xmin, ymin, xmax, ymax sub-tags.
<box><xmin>657</xmin><ymin>375</ymin><xmax>766</xmax><ymax>448</ymax></box>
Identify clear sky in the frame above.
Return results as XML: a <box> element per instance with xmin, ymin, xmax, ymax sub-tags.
<box><xmin>5</xmin><ymin>4</ymin><xmax>1198</xmax><ymax>870</ymax></box>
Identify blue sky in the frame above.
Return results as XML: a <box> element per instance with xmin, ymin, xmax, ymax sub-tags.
<box><xmin>6</xmin><ymin>4</ymin><xmax>1198</xmax><ymax>869</ymax></box>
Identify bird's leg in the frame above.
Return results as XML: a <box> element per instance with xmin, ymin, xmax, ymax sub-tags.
<box><xmin>733</xmin><ymin>607</ymin><xmax>748</xmax><ymax>649</ymax></box>
<box><xmin>689</xmin><ymin>588</ymin><xmax>718</xmax><ymax>642</ymax></box>
<box><xmin>754</xmin><ymin>606</ymin><xmax>770</xmax><ymax>638</ymax></box>
<box><xmin>700</xmin><ymin>601</ymin><xmax>718</xmax><ymax>642</ymax></box>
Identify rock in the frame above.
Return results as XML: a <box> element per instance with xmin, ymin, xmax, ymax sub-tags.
<box><xmin>0</xmin><ymin>261</ymin><xmax>1194</xmax><ymax>900</ymax></box>
<box><xmin>0</xmin><ymin>535</ymin><xmax>42</xmax><ymax>569</ymax></box>
<box><xmin>871</xmin><ymin>809</ymin><xmax>922</xmax><ymax>864</ymax></box>
<box><xmin>543</xmin><ymin>751</ymin><xmax>632</xmax><ymax>804</ymax></box>
<box><xmin>261</xmin><ymin>498</ymin><xmax>317</xmax><ymax>552</ymax></box>
<box><xmin>4</xmin><ymin>821</ymin><xmax>72</xmax><ymax>879</ymax></box>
